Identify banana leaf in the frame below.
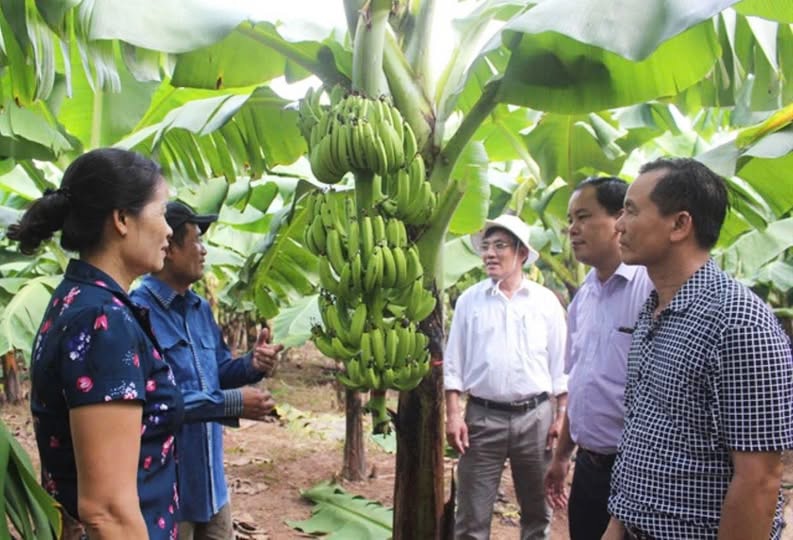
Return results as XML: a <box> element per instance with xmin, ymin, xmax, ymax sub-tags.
<box><xmin>287</xmin><ymin>481</ymin><xmax>393</xmax><ymax>539</ymax></box>
<box><xmin>0</xmin><ymin>420</ymin><xmax>61</xmax><ymax>539</ymax></box>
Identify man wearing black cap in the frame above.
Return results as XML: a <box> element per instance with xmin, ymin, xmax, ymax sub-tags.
<box><xmin>132</xmin><ymin>201</ymin><xmax>282</xmax><ymax>540</ymax></box>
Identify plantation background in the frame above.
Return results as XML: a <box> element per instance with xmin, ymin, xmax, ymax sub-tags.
<box><xmin>0</xmin><ymin>0</ymin><xmax>792</xmax><ymax>538</ymax></box>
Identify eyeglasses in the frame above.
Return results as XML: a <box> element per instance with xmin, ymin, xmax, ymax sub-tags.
<box><xmin>478</xmin><ymin>240</ymin><xmax>515</xmax><ymax>254</ymax></box>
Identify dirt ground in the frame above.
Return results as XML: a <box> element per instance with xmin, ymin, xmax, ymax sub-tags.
<box><xmin>3</xmin><ymin>345</ymin><xmax>793</xmax><ymax>539</ymax></box>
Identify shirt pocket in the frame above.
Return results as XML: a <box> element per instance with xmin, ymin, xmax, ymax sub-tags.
<box><xmin>518</xmin><ymin>313</ymin><xmax>547</xmax><ymax>355</ymax></box>
<box><xmin>471</xmin><ymin>309</ymin><xmax>496</xmax><ymax>335</ymax></box>
<box><xmin>158</xmin><ymin>334</ymin><xmax>198</xmax><ymax>387</ymax></box>
<box><xmin>601</xmin><ymin>328</ymin><xmax>632</xmax><ymax>386</ymax></box>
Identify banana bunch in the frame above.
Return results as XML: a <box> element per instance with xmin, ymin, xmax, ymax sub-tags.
<box><xmin>379</xmin><ymin>154</ymin><xmax>437</xmax><ymax>226</ymax></box>
<box><xmin>301</xmin><ymin>191</ymin><xmax>436</xmax><ymax>402</ymax></box>
<box><xmin>305</xmin><ymin>90</ymin><xmax>418</xmax><ymax>184</ymax></box>
<box><xmin>297</xmin><ymin>86</ymin><xmax>325</xmax><ymax>143</ymax></box>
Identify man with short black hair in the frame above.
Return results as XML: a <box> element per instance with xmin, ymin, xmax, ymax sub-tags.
<box><xmin>544</xmin><ymin>177</ymin><xmax>652</xmax><ymax>539</ymax></box>
<box><xmin>132</xmin><ymin>201</ymin><xmax>283</xmax><ymax>540</ymax></box>
<box><xmin>603</xmin><ymin>158</ymin><xmax>793</xmax><ymax>539</ymax></box>
<box><xmin>445</xmin><ymin>214</ymin><xmax>568</xmax><ymax>540</ymax></box>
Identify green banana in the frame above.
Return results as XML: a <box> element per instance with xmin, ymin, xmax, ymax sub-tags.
<box><xmin>370</xmin><ymin>327</ymin><xmax>386</xmax><ymax>370</ymax></box>
<box><xmin>325</xmin><ymin>229</ymin><xmax>346</xmax><ymax>276</ymax></box>
<box><xmin>360</xmin><ymin>216</ymin><xmax>374</xmax><ymax>266</ymax></box>
<box><xmin>310</xmin><ymin>214</ymin><xmax>327</xmax><ymax>255</ymax></box>
<box><xmin>380</xmin><ymin>245</ymin><xmax>397</xmax><ymax>288</ymax></box>
<box><xmin>404</xmin><ymin>245</ymin><xmax>423</xmax><ymax>282</ymax></box>
<box><xmin>318</xmin><ymin>256</ymin><xmax>339</xmax><ymax>295</ymax></box>
<box><xmin>372</xmin><ymin>215</ymin><xmax>387</xmax><ymax>246</ymax></box>
<box><xmin>348</xmin><ymin>303</ymin><xmax>367</xmax><ymax>346</ymax></box>
<box><xmin>385</xmin><ymin>328</ymin><xmax>398</xmax><ymax>369</ymax></box>
<box><xmin>331</xmin><ymin>336</ymin><xmax>356</xmax><ymax>360</ymax></box>
<box><xmin>403</xmin><ymin>122</ymin><xmax>417</xmax><ymax>162</ymax></box>
<box><xmin>313</xmin><ymin>333</ymin><xmax>336</xmax><ymax>358</ymax></box>
<box><xmin>351</xmin><ymin>253</ymin><xmax>363</xmax><ymax>294</ymax></box>
<box><xmin>363</xmin><ymin>246</ymin><xmax>384</xmax><ymax>292</ymax></box>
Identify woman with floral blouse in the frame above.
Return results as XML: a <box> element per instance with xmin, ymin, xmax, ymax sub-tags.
<box><xmin>8</xmin><ymin>148</ymin><xmax>182</xmax><ymax>540</ymax></box>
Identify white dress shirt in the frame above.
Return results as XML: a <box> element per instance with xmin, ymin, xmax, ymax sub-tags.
<box><xmin>444</xmin><ymin>277</ymin><xmax>568</xmax><ymax>402</ymax></box>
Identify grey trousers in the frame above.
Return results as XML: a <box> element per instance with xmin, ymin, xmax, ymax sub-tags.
<box><xmin>455</xmin><ymin>399</ymin><xmax>553</xmax><ymax>540</ymax></box>
<box><xmin>178</xmin><ymin>503</ymin><xmax>233</xmax><ymax>540</ymax></box>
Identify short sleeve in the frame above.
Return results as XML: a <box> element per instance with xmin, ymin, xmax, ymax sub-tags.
<box><xmin>719</xmin><ymin>323</ymin><xmax>793</xmax><ymax>452</ymax></box>
<box><xmin>59</xmin><ymin>305</ymin><xmax>147</xmax><ymax>408</ymax></box>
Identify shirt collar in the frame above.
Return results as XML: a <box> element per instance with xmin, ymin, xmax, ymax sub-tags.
<box><xmin>584</xmin><ymin>262</ymin><xmax>641</xmax><ymax>287</ymax></box>
<box><xmin>664</xmin><ymin>259</ymin><xmax>718</xmax><ymax>314</ymax></box>
<box><xmin>140</xmin><ymin>275</ymin><xmax>201</xmax><ymax>310</ymax></box>
<box><xmin>485</xmin><ymin>276</ymin><xmax>532</xmax><ymax>297</ymax></box>
<box><xmin>64</xmin><ymin>259</ymin><xmax>128</xmax><ymax>297</ymax></box>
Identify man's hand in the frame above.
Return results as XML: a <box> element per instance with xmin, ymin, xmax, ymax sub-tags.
<box><xmin>445</xmin><ymin>414</ymin><xmax>469</xmax><ymax>455</ymax></box>
<box><xmin>544</xmin><ymin>455</ymin><xmax>570</xmax><ymax>510</ymax></box>
<box><xmin>251</xmin><ymin>327</ymin><xmax>284</xmax><ymax>377</ymax></box>
<box><xmin>546</xmin><ymin>413</ymin><xmax>564</xmax><ymax>450</ymax></box>
<box><xmin>240</xmin><ymin>387</ymin><xmax>276</xmax><ymax>420</ymax></box>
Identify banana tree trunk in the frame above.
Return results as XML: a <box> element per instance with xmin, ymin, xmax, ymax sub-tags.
<box><xmin>342</xmin><ymin>389</ymin><xmax>367</xmax><ymax>481</ymax></box>
<box><xmin>393</xmin><ymin>306</ymin><xmax>448</xmax><ymax>539</ymax></box>
<box><xmin>3</xmin><ymin>350</ymin><xmax>21</xmax><ymax>404</ymax></box>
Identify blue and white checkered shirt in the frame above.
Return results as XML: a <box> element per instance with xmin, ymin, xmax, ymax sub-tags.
<box><xmin>608</xmin><ymin>259</ymin><xmax>793</xmax><ymax>539</ymax></box>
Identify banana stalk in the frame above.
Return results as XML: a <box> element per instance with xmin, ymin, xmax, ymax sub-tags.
<box><xmin>352</xmin><ymin>0</ymin><xmax>392</xmax><ymax>98</ymax></box>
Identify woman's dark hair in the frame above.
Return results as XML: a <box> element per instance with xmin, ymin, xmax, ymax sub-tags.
<box><xmin>574</xmin><ymin>176</ymin><xmax>628</xmax><ymax>216</ymax></box>
<box><xmin>639</xmin><ymin>157</ymin><xmax>728</xmax><ymax>249</ymax></box>
<box><xmin>7</xmin><ymin>148</ymin><xmax>163</xmax><ymax>255</ymax></box>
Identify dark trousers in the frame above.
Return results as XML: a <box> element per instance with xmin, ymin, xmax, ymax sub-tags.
<box><xmin>568</xmin><ymin>448</ymin><xmax>616</xmax><ymax>540</ymax></box>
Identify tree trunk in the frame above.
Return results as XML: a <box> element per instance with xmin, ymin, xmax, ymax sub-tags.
<box><xmin>342</xmin><ymin>389</ymin><xmax>367</xmax><ymax>481</ymax></box>
<box><xmin>3</xmin><ymin>350</ymin><xmax>21</xmax><ymax>404</ymax></box>
<box><xmin>393</xmin><ymin>310</ymin><xmax>448</xmax><ymax>539</ymax></box>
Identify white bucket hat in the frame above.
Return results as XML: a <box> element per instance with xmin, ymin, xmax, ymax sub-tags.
<box><xmin>471</xmin><ymin>214</ymin><xmax>540</xmax><ymax>266</ymax></box>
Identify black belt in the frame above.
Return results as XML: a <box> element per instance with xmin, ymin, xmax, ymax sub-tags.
<box><xmin>577</xmin><ymin>447</ymin><xmax>617</xmax><ymax>468</ymax></box>
<box><xmin>469</xmin><ymin>393</ymin><xmax>548</xmax><ymax>413</ymax></box>
<box><xmin>625</xmin><ymin>525</ymin><xmax>654</xmax><ymax>540</ymax></box>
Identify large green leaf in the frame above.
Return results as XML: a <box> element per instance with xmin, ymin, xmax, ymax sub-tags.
<box><xmin>240</xmin><ymin>195</ymin><xmax>319</xmax><ymax>318</ymax></box>
<box><xmin>473</xmin><ymin>105</ymin><xmax>541</xmax><ymax>163</ymax></box>
<box><xmin>0</xmin><ymin>101</ymin><xmax>72</xmax><ymax>160</ymax></box>
<box><xmin>0</xmin><ymin>421</ymin><xmax>61</xmax><ymax>539</ymax></box>
<box><xmin>0</xmin><ymin>275</ymin><xmax>59</xmax><ymax>364</ymax></box>
<box><xmin>498</xmin><ymin>20</ymin><xmax>722</xmax><ymax>113</ymax></box>
<box><xmin>83</xmin><ymin>0</ymin><xmax>251</xmax><ymax>53</ymax></box>
<box><xmin>271</xmin><ymin>293</ymin><xmax>320</xmax><ymax>348</ymax></box>
<box><xmin>448</xmin><ymin>141</ymin><xmax>490</xmax><ymax>235</ymax></box>
<box><xmin>442</xmin><ymin>237</ymin><xmax>483</xmax><ymax>290</ymax></box>
<box><xmin>55</xmin><ymin>44</ymin><xmax>159</xmax><ymax>149</ymax></box>
<box><xmin>287</xmin><ymin>481</ymin><xmax>393</xmax><ymax>539</ymax></box>
<box><xmin>506</xmin><ymin>0</ymin><xmax>736</xmax><ymax>61</ymax></box>
<box><xmin>172</xmin><ymin>21</ymin><xmax>350</xmax><ymax>89</ymax></box>
<box><xmin>118</xmin><ymin>86</ymin><xmax>306</xmax><ymax>182</ymax></box>
<box><xmin>753</xmin><ymin>260</ymin><xmax>793</xmax><ymax>292</ymax></box>
<box><xmin>718</xmin><ymin>217</ymin><xmax>793</xmax><ymax>277</ymax></box>
<box><xmin>734</xmin><ymin>0</ymin><xmax>793</xmax><ymax>23</ymax></box>
<box><xmin>523</xmin><ymin>112</ymin><xmax>627</xmax><ymax>184</ymax></box>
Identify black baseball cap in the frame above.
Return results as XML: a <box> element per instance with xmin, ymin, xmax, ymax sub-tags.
<box><xmin>165</xmin><ymin>201</ymin><xmax>218</xmax><ymax>235</ymax></box>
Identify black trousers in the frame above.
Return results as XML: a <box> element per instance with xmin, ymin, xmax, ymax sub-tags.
<box><xmin>568</xmin><ymin>448</ymin><xmax>616</xmax><ymax>540</ymax></box>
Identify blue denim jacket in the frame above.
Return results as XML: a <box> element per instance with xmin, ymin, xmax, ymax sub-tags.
<box><xmin>131</xmin><ymin>276</ymin><xmax>264</xmax><ymax>523</ymax></box>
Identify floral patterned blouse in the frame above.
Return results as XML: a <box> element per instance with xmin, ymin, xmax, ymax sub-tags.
<box><xmin>30</xmin><ymin>260</ymin><xmax>184</xmax><ymax>540</ymax></box>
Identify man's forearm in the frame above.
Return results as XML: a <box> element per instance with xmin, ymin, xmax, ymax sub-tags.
<box><xmin>446</xmin><ymin>390</ymin><xmax>463</xmax><ymax>419</ymax></box>
<box><xmin>718</xmin><ymin>473</ymin><xmax>779</xmax><ymax>539</ymax></box>
<box><xmin>553</xmin><ymin>411</ymin><xmax>575</xmax><ymax>460</ymax></box>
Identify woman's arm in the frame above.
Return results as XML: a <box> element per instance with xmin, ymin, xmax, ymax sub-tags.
<box><xmin>70</xmin><ymin>401</ymin><xmax>148</xmax><ymax>539</ymax></box>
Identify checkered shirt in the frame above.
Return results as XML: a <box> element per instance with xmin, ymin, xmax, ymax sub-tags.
<box><xmin>608</xmin><ymin>259</ymin><xmax>793</xmax><ymax>539</ymax></box>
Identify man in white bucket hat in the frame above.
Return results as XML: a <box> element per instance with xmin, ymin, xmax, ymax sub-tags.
<box><xmin>445</xmin><ymin>213</ymin><xmax>568</xmax><ymax>539</ymax></box>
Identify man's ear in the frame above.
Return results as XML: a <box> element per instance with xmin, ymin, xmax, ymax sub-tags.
<box><xmin>111</xmin><ymin>209</ymin><xmax>128</xmax><ymax>237</ymax></box>
<box><xmin>669</xmin><ymin>211</ymin><xmax>693</xmax><ymax>243</ymax></box>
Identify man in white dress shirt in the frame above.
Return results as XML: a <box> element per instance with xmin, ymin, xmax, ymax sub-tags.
<box><xmin>445</xmin><ymin>214</ymin><xmax>568</xmax><ymax>540</ymax></box>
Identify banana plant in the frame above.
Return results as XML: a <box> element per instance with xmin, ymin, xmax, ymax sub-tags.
<box><xmin>0</xmin><ymin>420</ymin><xmax>62</xmax><ymax>539</ymax></box>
